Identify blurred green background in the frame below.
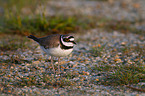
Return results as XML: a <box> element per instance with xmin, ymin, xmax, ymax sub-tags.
<box><xmin>0</xmin><ymin>0</ymin><xmax>144</xmax><ymax>37</ymax></box>
<box><xmin>0</xmin><ymin>0</ymin><xmax>96</xmax><ymax>36</ymax></box>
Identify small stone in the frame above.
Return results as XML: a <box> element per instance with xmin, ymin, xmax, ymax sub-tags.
<box><xmin>77</xmin><ymin>86</ymin><xmax>81</xmax><ymax>88</ymax></box>
<box><xmin>0</xmin><ymin>87</ymin><xmax>3</xmax><ymax>91</ymax></box>
<box><xmin>98</xmin><ymin>44</ymin><xmax>101</xmax><ymax>47</ymax></box>
<box><xmin>60</xmin><ymin>61</ymin><xmax>66</xmax><ymax>65</ymax></box>
<box><xmin>121</xmin><ymin>42</ymin><xmax>126</xmax><ymax>45</ymax></box>
<box><xmin>114</xmin><ymin>59</ymin><xmax>121</xmax><ymax>62</ymax></box>
<box><xmin>96</xmin><ymin>79</ymin><xmax>99</xmax><ymax>81</ymax></box>
<box><xmin>86</xmin><ymin>72</ymin><xmax>90</xmax><ymax>75</ymax></box>
<box><xmin>80</xmin><ymin>61</ymin><xmax>84</xmax><ymax>63</ymax></box>
<box><xmin>73</xmin><ymin>64</ymin><xmax>78</xmax><ymax>68</ymax></box>
<box><xmin>26</xmin><ymin>63</ymin><xmax>31</xmax><ymax>66</ymax></box>
<box><xmin>33</xmin><ymin>61</ymin><xmax>40</xmax><ymax>64</ymax></box>
<box><xmin>10</xmin><ymin>66</ymin><xmax>14</xmax><ymax>69</ymax></box>
<box><xmin>77</xmin><ymin>57</ymin><xmax>81</xmax><ymax>60</ymax></box>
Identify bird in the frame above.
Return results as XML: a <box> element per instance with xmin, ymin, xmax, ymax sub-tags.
<box><xmin>27</xmin><ymin>34</ymin><xmax>76</xmax><ymax>74</ymax></box>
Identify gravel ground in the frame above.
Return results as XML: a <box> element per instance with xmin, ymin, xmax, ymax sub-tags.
<box><xmin>0</xmin><ymin>0</ymin><xmax>145</xmax><ymax>95</ymax></box>
<box><xmin>0</xmin><ymin>30</ymin><xmax>145</xmax><ymax>95</ymax></box>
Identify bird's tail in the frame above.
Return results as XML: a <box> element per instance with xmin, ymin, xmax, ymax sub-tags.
<box><xmin>27</xmin><ymin>35</ymin><xmax>39</xmax><ymax>42</ymax></box>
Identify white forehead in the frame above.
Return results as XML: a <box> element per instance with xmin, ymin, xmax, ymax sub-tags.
<box><xmin>69</xmin><ymin>38</ymin><xmax>74</xmax><ymax>41</ymax></box>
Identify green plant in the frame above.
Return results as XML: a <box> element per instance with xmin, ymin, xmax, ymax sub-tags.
<box><xmin>1</xmin><ymin>14</ymin><xmax>96</xmax><ymax>36</ymax></box>
<box><xmin>101</xmin><ymin>64</ymin><xmax>145</xmax><ymax>86</ymax></box>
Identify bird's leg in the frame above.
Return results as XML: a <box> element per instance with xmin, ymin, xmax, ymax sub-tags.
<box><xmin>58</xmin><ymin>57</ymin><xmax>60</xmax><ymax>74</ymax></box>
<box><xmin>51</xmin><ymin>56</ymin><xmax>55</xmax><ymax>74</ymax></box>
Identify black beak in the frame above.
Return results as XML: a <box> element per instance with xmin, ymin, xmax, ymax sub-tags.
<box><xmin>73</xmin><ymin>41</ymin><xmax>76</xmax><ymax>44</ymax></box>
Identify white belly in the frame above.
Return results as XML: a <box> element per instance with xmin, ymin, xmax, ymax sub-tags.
<box><xmin>40</xmin><ymin>45</ymin><xmax>73</xmax><ymax>57</ymax></box>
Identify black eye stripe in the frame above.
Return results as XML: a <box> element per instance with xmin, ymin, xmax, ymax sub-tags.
<box><xmin>68</xmin><ymin>36</ymin><xmax>74</xmax><ymax>39</ymax></box>
<box><xmin>63</xmin><ymin>38</ymin><xmax>69</xmax><ymax>41</ymax></box>
<box><xmin>63</xmin><ymin>37</ymin><xmax>74</xmax><ymax>41</ymax></box>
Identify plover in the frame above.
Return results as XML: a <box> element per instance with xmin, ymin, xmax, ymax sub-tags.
<box><xmin>28</xmin><ymin>34</ymin><xmax>76</xmax><ymax>74</ymax></box>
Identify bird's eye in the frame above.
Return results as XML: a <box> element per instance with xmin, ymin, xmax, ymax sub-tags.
<box><xmin>65</xmin><ymin>38</ymin><xmax>69</xmax><ymax>42</ymax></box>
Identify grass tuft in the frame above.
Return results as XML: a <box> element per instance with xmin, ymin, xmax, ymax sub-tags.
<box><xmin>101</xmin><ymin>64</ymin><xmax>145</xmax><ymax>86</ymax></box>
<box><xmin>1</xmin><ymin>14</ymin><xmax>96</xmax><ymax>36</ymax></box>
<box><xmin>90</xmin><ymin>43</ymin><xmax>145</xmax><ymax>86</ymax></box>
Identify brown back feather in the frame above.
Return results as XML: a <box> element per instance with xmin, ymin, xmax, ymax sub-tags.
<box><xmin>38</xmin><ymin>34</ymin><xmax>61</xmax><ymax>49</ymax></box>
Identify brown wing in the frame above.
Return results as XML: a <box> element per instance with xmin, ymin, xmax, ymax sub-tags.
<box><xmin>38</xmin><ymin>34</ymin><xmax>61</xmax><ymax>49</ymax></box>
